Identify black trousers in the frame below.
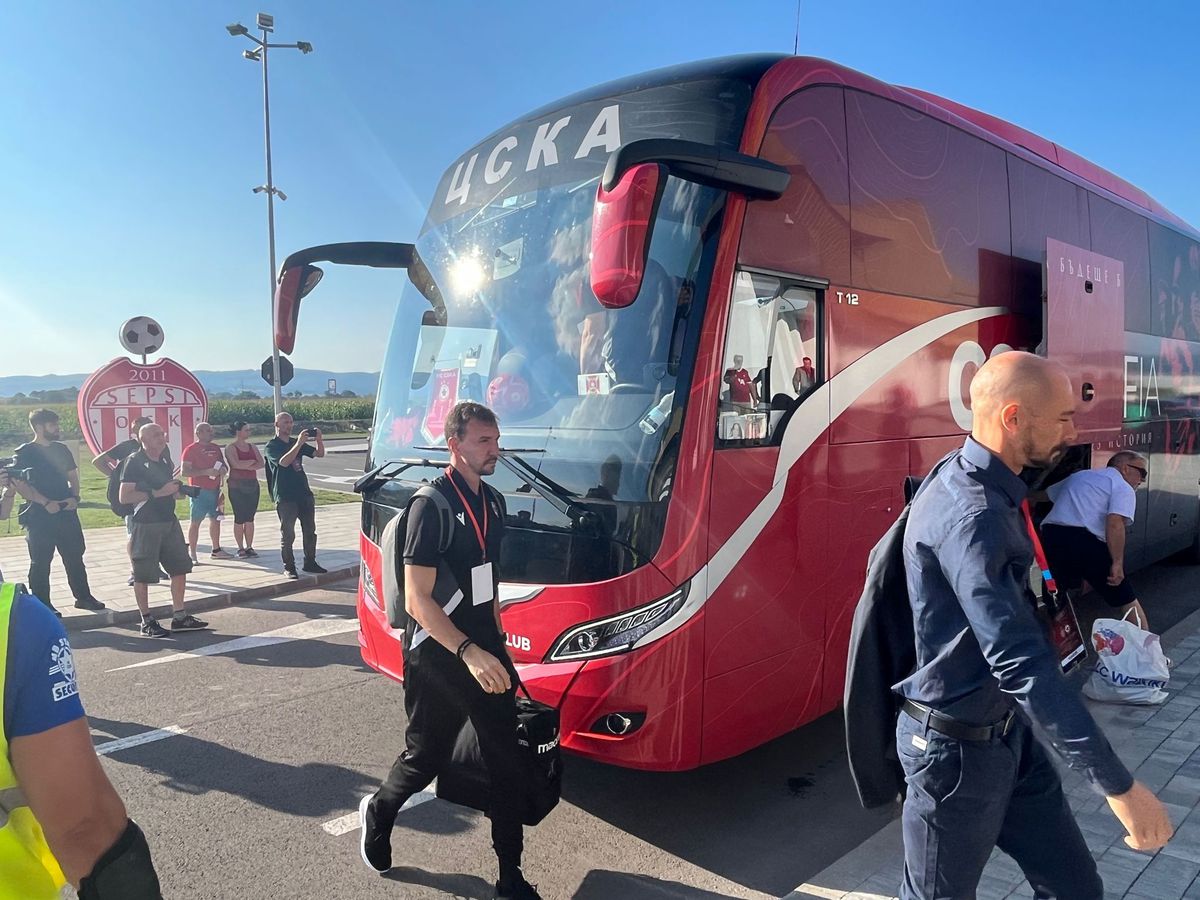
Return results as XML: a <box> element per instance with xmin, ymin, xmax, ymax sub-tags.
<box><xmin>25</xmin><ymin>510</ymin><xmax>93</xmax><ymax>608</ymax></box>
<box><xmin>275</xmin><ymin>495</ymin><xmax>316</xmax><ymax>568</ymax></box>
<box><xmin>375</xmin><ymin>641</ymin><xmax>524</xmax><ymax>868</ymax></box>
<box><xmin>897</xmin><ymin>709</ymin><xmax>1102</xmax><ymax>900</ymax></box>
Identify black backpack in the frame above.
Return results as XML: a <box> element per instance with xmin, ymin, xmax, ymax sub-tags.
<box><xmin>107</xmin><ymin>453</ymin><xmax>138</xmax><ymax>517</ymax></box>
<box><xmin>108</xmin><ymin>448</ymin><xmax>171</xmax><ymax>518</ymax></box>
<box><xmin>378</xmin><ymin>486</ymin><xmax>455</xmax><ymax>630</ymax></box>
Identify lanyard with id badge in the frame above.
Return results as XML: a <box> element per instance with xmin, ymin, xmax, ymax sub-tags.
<box><xmin>446</xmin><ymin>468</ymin><xmax>494</xmax><ymax>607</ymax></box>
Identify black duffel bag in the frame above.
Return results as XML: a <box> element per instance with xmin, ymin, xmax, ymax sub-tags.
<box><xmin>435</xmin><ymin>683</ymin><xmax>562</xmax><ymax>826</ymax></box>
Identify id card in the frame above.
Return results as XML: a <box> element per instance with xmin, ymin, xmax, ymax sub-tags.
<box><xmin>471</xmin><ymin>562</ymin><xmax>495</xmax><ymax>606</ymax></box>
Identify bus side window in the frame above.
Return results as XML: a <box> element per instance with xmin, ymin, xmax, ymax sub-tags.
<box><xmin>717</xmin><ymin>270</ymin><xmax>821</xmax><ymax>447</ymax></box>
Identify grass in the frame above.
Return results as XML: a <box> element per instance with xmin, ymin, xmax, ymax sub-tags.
<box><xmin>1</xmin><ymin>440</ymin><xmax>358</xmax><ymax>534</ymax></box>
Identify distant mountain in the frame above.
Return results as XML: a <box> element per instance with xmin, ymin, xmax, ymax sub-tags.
<box><xmin>0</xmin><ymin>369</ymin><xmax>380</xmax><ymax>399</ymax></box>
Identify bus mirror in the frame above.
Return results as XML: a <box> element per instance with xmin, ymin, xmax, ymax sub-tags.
<box><xmin>589</xmin><ymin>162</ymin><xmax>665</xmax><ymax>309</ymax></box>
<box><xmin>274</xmin><ymin>264</ymin><xmax>324</xmax><ymax>354</ymax></box>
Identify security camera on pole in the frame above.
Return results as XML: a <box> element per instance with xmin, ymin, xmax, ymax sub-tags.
<box><xmin>226</xmin><ymin>12</ymin><xmax>313</xmax><ymax>415</ymax></box>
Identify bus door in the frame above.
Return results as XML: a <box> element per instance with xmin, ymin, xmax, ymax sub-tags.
<box><xmin>701</xmin><ymin>268</ymin><xmax>829</xmax><ymax>761</ymax></box>
<box><xmin>1045</xmin><ymin>239</ymin><xmax>1126</xmax><ymax>435</ymax></box>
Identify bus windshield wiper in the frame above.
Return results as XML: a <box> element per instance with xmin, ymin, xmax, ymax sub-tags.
<box><xmin>354</xmin><ymin>455</ymin><xmax>450</xmax><ymax>495</ymax></box>
<box><xmin>496</xmin><ymin>450</ymin><xmax>591</xmax><ymax>524</ymax></box>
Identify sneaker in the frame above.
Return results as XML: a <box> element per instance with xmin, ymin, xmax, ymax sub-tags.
<box><xmin>211</xmin><ymin>548</ymin><xmax>233</xmax><ymax>559</ymax></box>
<box><xmin>302</xmin><ymin>560</ymin><xmax>328</xmax><ymax>574</ymax></box>
<box><xmin>127</xmin><ymin>574</ymin><xmax>137</xmax><ymax>586</ymax></box>
<box><xmin>74</xmin><ymin>597</ymin><xmax>106</xmax><ymax>611</ymax></box>
<box><xmin>140</xmin><ymin>619</ymin><xmax>170</xmax><ymax>638</ymax></box>
<box><xmin>236</xmin><ymin>548</ymin><xmax>250</xmax><ymax>559</ymax></box>
<box><xmin>245</xmin><ymin>548</ymin><xmax>259</xmax><ymax>558</ymax></box>
<box><xmin>494</xmin><ymin>875</ymin><xmax>542</xmax><ymax>900</ymax></box>
<box><xmin>283</xmin><ymin>567</ymin><xmax>299</xmax><ymax>580</ymax></box>
<box><xmin>189</xmin><ymin>553</ymin><xmax>200</xmax><ymax>565</ymax></box>
<box><xmin>358</xmin><ymin>793</ymin><xmax>391</xmax><ymax>874</ymax></box>
<box><xmin>171</xmin><ymin>614</ymin><xmax>208</xmax><ymax>631</ymax></box>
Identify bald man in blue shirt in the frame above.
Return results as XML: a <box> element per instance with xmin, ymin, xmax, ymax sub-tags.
<box><xmin>897</xmin><ymin>352</ymin><xmax>1172</xmax><ymax>900</ymax></box>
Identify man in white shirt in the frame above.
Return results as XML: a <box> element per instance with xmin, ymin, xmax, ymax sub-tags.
<box><xmin>1040</xmin><ymin>451</ymin><xmax>1148</xmax><ymax>628</ymax></box>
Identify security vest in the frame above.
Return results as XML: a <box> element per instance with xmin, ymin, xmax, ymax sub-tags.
<box><xmin>0</xmin><ymin>582</ymin><xmax>68</xmax><ymax>898</ymax></box>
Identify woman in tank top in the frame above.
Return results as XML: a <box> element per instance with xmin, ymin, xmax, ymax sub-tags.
<box><xmin>224</xmin><ymin>421</ymin><xmax>264</xmax><ymax>557</ymax></box>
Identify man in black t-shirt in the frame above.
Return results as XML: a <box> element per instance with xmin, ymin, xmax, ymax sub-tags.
<box><xmin>12</xmin><ymin>409</ymin><xmax>104</xmax><ymax>614</ymax></box>
<box><xmin>92</xmin><ymin>415</ymin><xmax>155</xmax><ymax>586</ymax></box>
<box><xmin>118</xmin><ymin>423</ymin><xmax>206</xmax><ymax>639</ymax></box>
<box><xmin>264</xmin><ymin>412</ymin><xmax>327</xmax><ymax>579</ymax></box>
<box><xmin>358</xmin><ymin>402</ymin><xmax>541</xmax><ymax>900</ymax></box>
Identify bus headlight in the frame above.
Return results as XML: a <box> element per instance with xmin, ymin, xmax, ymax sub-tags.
<box><xmin>361</xmin><ymin>561</ymin><xmax>379</xmax><ymax>607</ymax></box>
<box><xmin>548</xmin><ymin>585</ymin><xmax>688</xmax><ymax>662</ymax></box>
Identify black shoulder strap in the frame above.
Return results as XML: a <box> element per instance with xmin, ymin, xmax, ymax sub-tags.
<box><xmin>413</xmin><ymin>485</ymin><xmax>455</xmax><ymax>553</ymax></box>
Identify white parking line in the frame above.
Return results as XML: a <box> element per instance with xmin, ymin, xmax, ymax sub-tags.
<box><xmin>108</xmin><ymin>618</ymin><xmax>360</xmax><ymax>671</ymax></box>
<box><xmin>95</xmin><ymin>725</ymin><xmax>188</xmax><ymax>756</ymax></box>
<box><xmin>321</xmin><ymin>787</ymin><xmax>437</xmax><ymax>835</ymax></box>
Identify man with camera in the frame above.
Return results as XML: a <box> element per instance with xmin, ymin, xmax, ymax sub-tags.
<box><xmin>264</xmin><ymin>412</ymin><xmax>327</xmax><ymax>580</ymax></box>
<box><xmin>9</xmin><ymin>409</ymin><xmax>105</xmax><ymax>615</ymax></box>
<box><xmin>117</xmin><ymin>423</ymin><xmax>207</xmax><ymax>638</ymax></box>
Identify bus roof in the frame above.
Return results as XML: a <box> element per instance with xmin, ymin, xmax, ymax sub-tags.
<box><xmin>483</xmin><ymin>53</ymin><xmax>1196</xmax><ymax>241</ymax></box>
<box><xmin>751</xmin><ymin>55</ymin><xmax>1199</xmax><ymax>240</ymax></box>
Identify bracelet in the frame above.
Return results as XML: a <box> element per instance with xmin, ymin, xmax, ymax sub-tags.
<box><xmin>456</xmin><ymin>638</ymin><xmax>474</xmax><ymax>661</ymax></box>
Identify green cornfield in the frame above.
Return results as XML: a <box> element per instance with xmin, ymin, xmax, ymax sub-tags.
<box><xmin>0</xmin><ymin>398</ymin><xmax>375</xmax><ymax>438</ymax></box>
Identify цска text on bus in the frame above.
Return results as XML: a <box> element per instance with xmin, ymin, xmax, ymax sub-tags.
<box><xmin>272</xmin><ymin>54</ymin><xmax>1200</xmax><ymax>771</ymax></box>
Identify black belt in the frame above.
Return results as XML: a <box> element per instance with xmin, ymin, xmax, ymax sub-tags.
<box><xmin>901</xmin><ymin>699</ymin><xmax>1014</xmax><ymax>742</ymax></box>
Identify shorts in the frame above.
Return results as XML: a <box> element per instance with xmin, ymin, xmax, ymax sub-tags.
<box><xmin>228</xmin><ymin>479</ymin><xmax>260</xmax><ymax>524</ymax></box>
<box><xmin>130</xmin><ymin>520</ymin><xmax>193</xmax><ymax>584</ymax></box>
<box><xmin>189</xmin><ymin>488</ymin><xmax>220</xmax><ymax>522</ymax></box>
<box><xmin>1040</xmin><ymin>523</ymin><xmax>1137</xmax><ymax>608</ymax></box>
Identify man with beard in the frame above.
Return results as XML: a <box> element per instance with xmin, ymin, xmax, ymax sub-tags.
<box><xmin>358</xmin><ymin>402</ymin><xmax>541</xmax><ymax>899</ymax></box>
<box><xmin>11</xmin><ymin>410</ymin><xmax>104</xmax><ymax>615</ymax></box>
<box><xmin>895</xmin><ymin>352</ymin><xmax>1172</xmax><ymax>899</ymax></box>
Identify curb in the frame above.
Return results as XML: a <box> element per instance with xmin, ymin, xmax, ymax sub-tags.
<box><xmin>60</xmin><ymin>565</ymin><xmax>360</xmax><ymax>632</ymax></box>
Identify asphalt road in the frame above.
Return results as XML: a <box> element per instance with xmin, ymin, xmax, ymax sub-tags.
<box><xmin>76</xmin><ymin>582</ymin><xmax>891</xmax><ymax>900</ymax></box>
<box><xmin>73</xmin><ymin>554</ymin><xmax>1200</xmax><ymax>899</ymax></box>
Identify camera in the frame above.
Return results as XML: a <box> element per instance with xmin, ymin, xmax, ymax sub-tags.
<box><xmin>0</xmin><ymin>458</ymin><xmax>33</xmax><ymax>483</ymax></box>
<box><xmin>176</xmin><ymin>483</ymin><xmax>201</xmax><ymax>499</ymax></box>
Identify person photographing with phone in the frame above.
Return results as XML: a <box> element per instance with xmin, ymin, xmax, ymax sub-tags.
<box><xmin>264</xmin><ymin>412</ymin><xmax>326</xmax><ymax>580</ymax></box>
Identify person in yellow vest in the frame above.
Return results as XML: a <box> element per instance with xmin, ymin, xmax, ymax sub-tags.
<box><xmin>0</xmin><ymin>574</ymin><xmax>163</xmax><ymax>898</ymax></box>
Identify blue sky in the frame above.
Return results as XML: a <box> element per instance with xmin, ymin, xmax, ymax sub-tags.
<box><xmin>1</xmin><ymin>0</ymin><xmax>1196</xmax><ymax>378</ymax></box>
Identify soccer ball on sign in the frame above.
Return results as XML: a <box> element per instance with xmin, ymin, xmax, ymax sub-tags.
<box><xmin>119</xmin><ymin>316</ymin><xmax>164</xmax><ymax>356</ymax></box>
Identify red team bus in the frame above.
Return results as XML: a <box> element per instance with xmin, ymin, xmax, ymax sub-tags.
<box><xmin>274</xmin><ymin>55</ymin><xmax>1200</xmax><ymax>771</ymax></box>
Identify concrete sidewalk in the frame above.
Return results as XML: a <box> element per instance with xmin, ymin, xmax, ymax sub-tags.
<box><xmin>789</xmin><ymin>606</ymin><xmax>1200</xmax><ymax>900</ymax></box>
<box><xmin>0</xmin><ymin>503</ymin><xmax>361</xmax><ymax>631</ymax></box>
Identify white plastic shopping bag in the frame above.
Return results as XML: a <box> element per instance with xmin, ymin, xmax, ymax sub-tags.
<box><xmin>1082</xmin><ymin>613</ymin><xmax>1170</xmax><ymax>705</ymax></box>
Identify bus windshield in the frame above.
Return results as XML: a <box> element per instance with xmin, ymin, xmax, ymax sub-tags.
<box><xmin>366</xmin><ymin>76</ymin><xmax>752</xmax><ymax>582</ymax></box>
<box><xmin>373</xmin><ymin>174</ymin><xmax>722</xmax><ymax>502</ymax></box>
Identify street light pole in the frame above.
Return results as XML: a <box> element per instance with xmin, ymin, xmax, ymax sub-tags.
<box><xmin>226</xmin><ymin>13</ymin><xmax>313</xmax><ymax>417</ymax></box>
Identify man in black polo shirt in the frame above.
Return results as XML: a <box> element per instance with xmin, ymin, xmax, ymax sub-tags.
<box><xmin>358</xmin><ymin>402</ymin><xmax>540</xmax><ymax>900</ymax></box>
<box><xmin>118</xmin><ymin>424</ymin><xmax>206</xmax><ymax>639</ymax></box>
<box><xmin>897</xmin><ymin>352</ymin><xmax>1171</xmax><ymax>899</ymax></box>
<box><xmin>12</xmin><ymin>409</ymin><xmax>104</xmax><ymax>614</ymax></box>
<box><xmin>264</xmin><ymin>412</ymin><xmax>327</xmax><ymax>580</ymax></box>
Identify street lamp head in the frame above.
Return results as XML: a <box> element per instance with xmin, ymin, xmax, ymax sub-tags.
<box><xmin>242</xmin><ymin>48</ymin><xmax>262</xmax><ymax>62</ymax></box>
<box><xmin>225</xmin><ymin>22</ymin><xmax>249</xmax><ymax>36</ymax></box>
<box><xmin>295</xmin><ymin>41</ymin><xmax>313</xmax><ymax>54</ymax></box>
